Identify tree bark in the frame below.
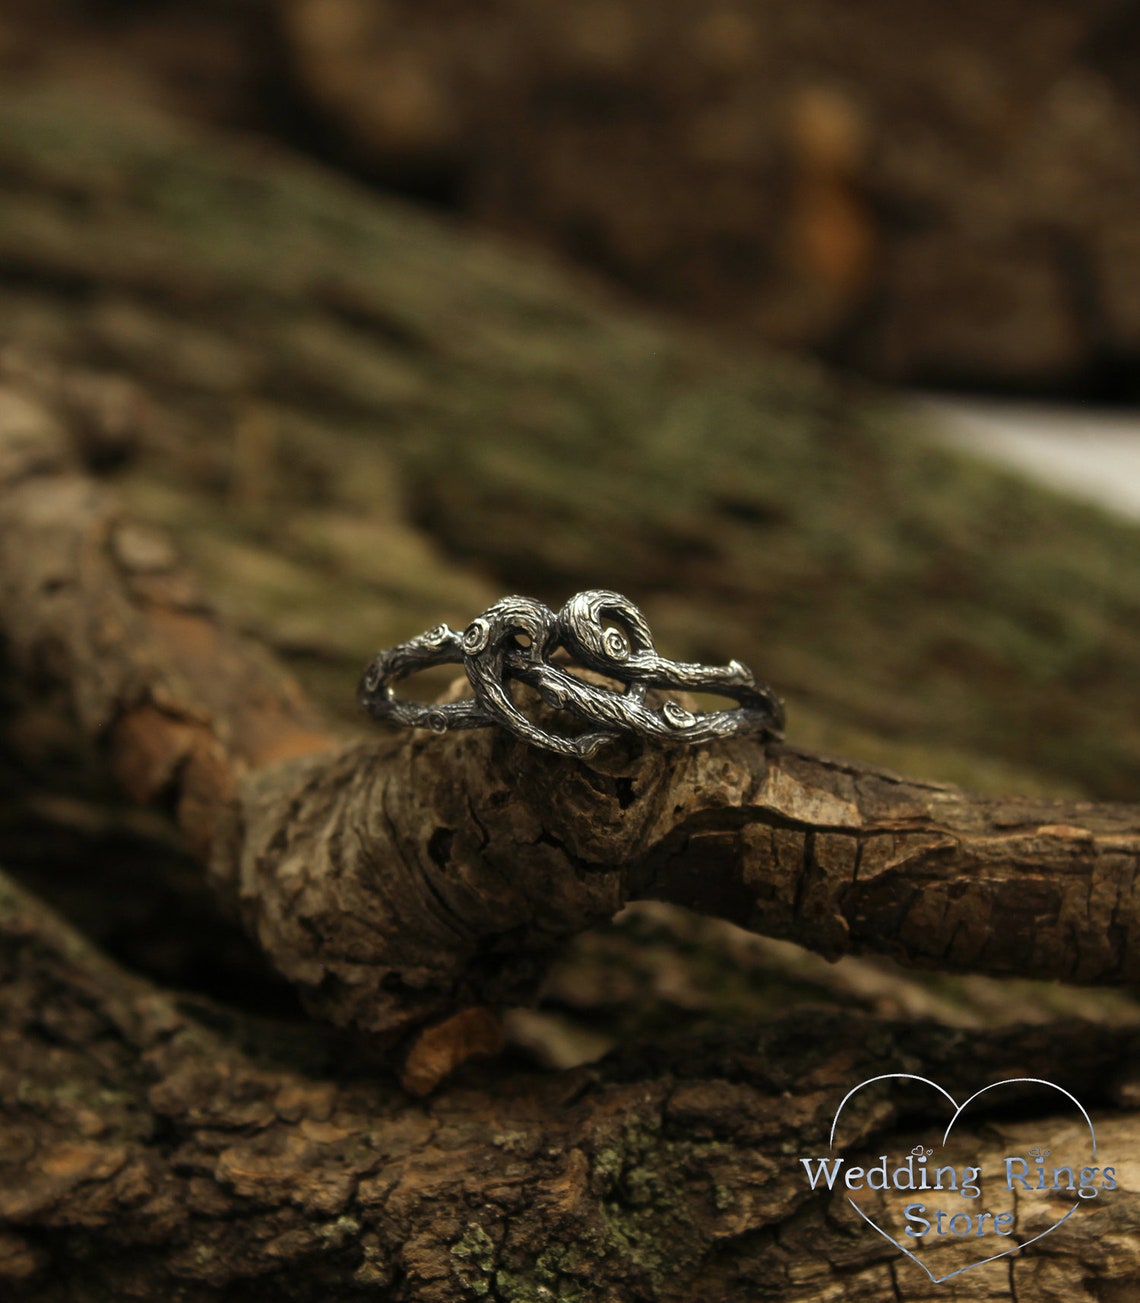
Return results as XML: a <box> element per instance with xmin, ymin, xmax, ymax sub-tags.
<box><xmin>4</xmin><ymin>85</ymin><xmax>1140</xmax><ymax>1302</ymax></box>
<box><xmin>3</xmin><ymin>865</ymin><xmax>1140</xmax><ymax>1303</ymax></box>
<box><xmin>5</xmin><ymin>415</ymin><xmax>1140</xmax><ymax>1058</ymax></box>
<box><xmin>4</xmin><ymin>363</ymin><xmax>1140</xmax><ymax>1301</ymax></box>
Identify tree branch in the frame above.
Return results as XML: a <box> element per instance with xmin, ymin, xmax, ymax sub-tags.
<box><xmin>3</xmin><ymin>394</ymin><xmax>1139</xmax><ymax>1075</ymax></box>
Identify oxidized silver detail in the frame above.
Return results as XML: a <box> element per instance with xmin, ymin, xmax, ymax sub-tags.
<box><xmin>358</xmin><ymin>589</ymin><xmax>785</xmax><ymax>758</ymax></box>
<box><xmin>462</xmin><ymin>618</ymin><xmax>491</xmax><ymax>655</ymax></box>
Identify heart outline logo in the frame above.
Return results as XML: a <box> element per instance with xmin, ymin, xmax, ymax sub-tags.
<box><xmin>829</xmin><ymin>1074</ymin><xmax>1097</xmax><ymax>1284</ymax></box>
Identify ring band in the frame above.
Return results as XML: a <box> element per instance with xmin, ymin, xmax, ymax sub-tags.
<box><xmin>359</xmin><ymin>590</ymin><xmax>785</xmax><ymax>758</ymax></box>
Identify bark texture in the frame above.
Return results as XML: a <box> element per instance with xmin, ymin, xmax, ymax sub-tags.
<box><xmin>5</xmin><ymin>417</ymin><xmax>1140</xmax><ymax>1058</ymax></box>
<box><xmin>3</xmin><ymin>85</ymin><xmax>1140</xmax><ymax>1301</ymax></box>
<box><xmin>4</xmin><ymin>363</ymin><xmax>1140</xmax><ymax>1303</ymax></box>
<box><xmin>3</xmin><ymin>868</ymin><xmax>1140</xmax><ymax>1303</ymax></box>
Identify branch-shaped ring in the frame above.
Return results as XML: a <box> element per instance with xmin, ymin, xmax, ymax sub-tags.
<box><xmin>359</xmin><ymin>590</ymin><xmax>785</xmax><ymax>756</ymax></box>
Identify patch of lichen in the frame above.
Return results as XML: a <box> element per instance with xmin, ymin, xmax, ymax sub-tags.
<box><xmin>450</xmin><ymin>1223</ymin><xmax>497</xmax><ymax>1298</ymax></box>
<box><xmin>589</xmin><ymin>1110</ymin><xmax>726</xmax><ymax>1293</ymax></box>
<box><xmin>446</xmin><ymin>1115</ymin><xmax>736</xmax><ymax>1301</ymax></box>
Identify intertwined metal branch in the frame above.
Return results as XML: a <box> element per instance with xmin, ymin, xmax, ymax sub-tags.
<box><xmin>358</xmin><ymin>589</ymin><xmax>786</xmax><ymax>756</ymax></box>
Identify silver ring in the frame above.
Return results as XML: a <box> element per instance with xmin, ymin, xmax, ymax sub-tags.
<box><xmin>358</xmin><ymin>590</ymin><xmax>785</xmax><ymax>758</ymax></box>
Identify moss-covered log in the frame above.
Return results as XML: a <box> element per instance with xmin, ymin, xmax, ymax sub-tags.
<box><xmin>5</xmin><ymin>411</ymin><xmax>1140</xmax><ymax>1055</ymax></box>
<box><xmin>2</xmin><ymin>86</ymin><xmax>1140</xmax><ymax>804</ymax></box>
<box><xmin>4</xmin><ymin>346</ymin><xmax>1140</xmax><ymax>1300</ymax></box>
<box><xmin>5</xmin><ymin>86</ymin><xmax>1140</xmax><ymax>1302</ymax></box>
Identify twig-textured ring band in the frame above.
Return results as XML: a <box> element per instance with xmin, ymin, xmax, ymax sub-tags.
<box><xmin>359</xmin><ymin>590</ymin><xmax>785</xmax><ymax>758</ymax></box>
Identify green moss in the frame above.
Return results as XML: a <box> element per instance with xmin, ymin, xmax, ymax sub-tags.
<box><xmin>496</xmin><ymin>1255</ymin><xmax>587</xmax><ymax>1303</ymax></box>
<box><xmin>483</xmin><ymin>1113</ymin><xmax>736</xmax><ymax>1300</ymax></box>
<box><xmin>451</xmin><ymin>1223</ymin><xmax>497</xmax><ymax>1297</ymax></box>
<box><xmin>589</xmin><ymin>1112</ymin><xmax>728</xmax><ymax>1288</ymax></box>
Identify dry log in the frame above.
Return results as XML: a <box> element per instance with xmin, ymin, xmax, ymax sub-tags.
<box><xmin>2</xmin><ymin>866</ymin><xmax>1140</xmax><ymax>1302</ymax></box>
<box><xmin>3</xmin><ymin>87</ymin><xmax>1140</xmax><ymax>1302</ymax></box>
<box><xmin>3</xmin><ymin>394</ymin><xmax>1140</xmax><ymax>1062</ymax></box>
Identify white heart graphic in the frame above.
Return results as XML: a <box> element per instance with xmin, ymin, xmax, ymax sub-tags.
<box><xmin>829</xmin><ymin>1074</ymin><xmax>1097</xmax><ymax>1284</ymax></box>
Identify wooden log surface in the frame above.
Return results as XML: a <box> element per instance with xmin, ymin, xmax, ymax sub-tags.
<box><xmin>4</xmin><ymin>417</ymin><xmax>1140</xmax><ymax>1047</ymax></box>
<box><xmin>3</xmin><ymin>84</ymin><xmax>1140</xmax><ymax>1301</ymax></box>
<box><xmin>2</xmin><ymin>867</ymin><xmax>1140</xmax><ymax>1302</ymax></box>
